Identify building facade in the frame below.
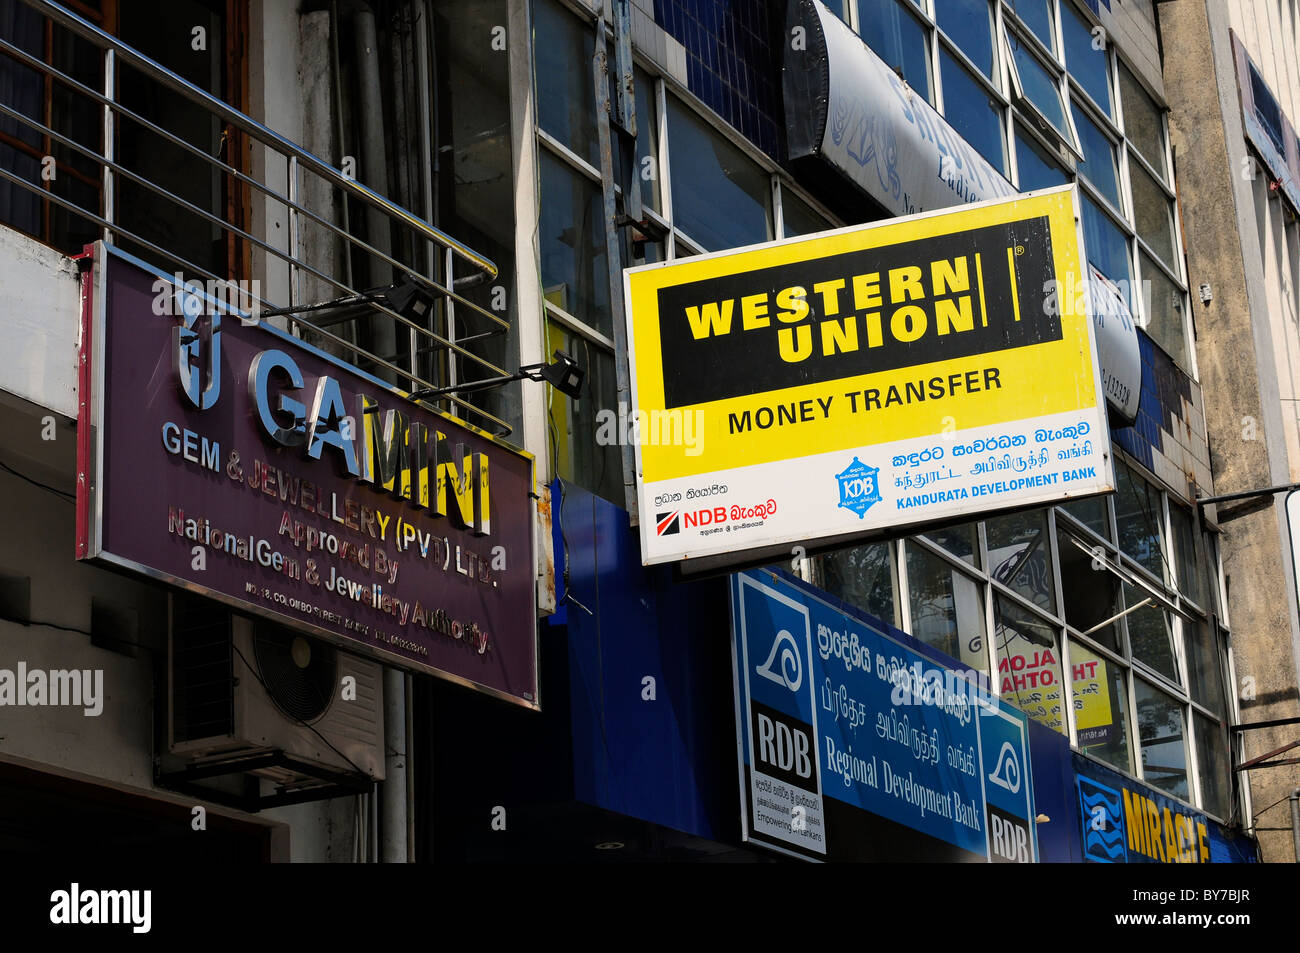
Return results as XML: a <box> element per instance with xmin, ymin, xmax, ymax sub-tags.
<box><xmin>0</xmin><ymin>0</ymin><xmax>1265</xmax><ymax>861</ymax></box>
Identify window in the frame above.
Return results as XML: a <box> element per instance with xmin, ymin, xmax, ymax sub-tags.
<box><xmin>934</xmin><ymin>0</ymin><xmax>995</xmax><ymax>79</ymax></box>
<box><xmin>1072</xmin><ymin>102</ymin><xmax>1121</xmax><ymax>208</ymax></box>
<box><xmin>939</xmin><ymin>48</ymin><xmax>1006</xmax><ymax>173</ymax></box>
<box><xmin>779</xmin><ymin>187</ymin><xmax>833</xmax><ymax>238</ymax></box>
<box><xmin>906</xmin><ymin>542</ymin><xmax>989</xmax><ymax>674</ymax></box>
<box><xmin>665</xmin><ymin>97</ymin><xmax>772</xmax><ymax>252</ymax></box>
<box><xmin>539</xmin><ymin>151</ymin><xmax>610</xmax><ymax>336</ymax></box>
<box><xmin>1119</xmin><ymin>62</ymin><xmax>1168</xmax><ymax>182</ymax></box>
<box><xmin>1061</xmin><ymin>0</ymin><xmax>1111</xmax><ymax>116</ymax></box>
<box><xmin>1008</xmin><ymin>31</ymin><xmax>1072</xmax><ymax>145</ymax></box>
<box><xmin>1014</xmin><ymin>125</ymin><xmax>1068</xmax><ymax>191</ymax></box>
<box><xmin>819</xmin><ymin>541</ymin><xmax>898</xmax><ymax>626</ymax></box>
<box><xmin>1007</xmin><ymin>0</ymin><xmax>1055</xmax><ymax>52</ymax></box>
<box><xmin>1135</xmin><ymin>678</ymin><xmax>1189</xmax><ymax>801</ymax></box>
<box><xmin>857</xmin><ymin>0</ymin><xmax>932</xmax><ymax>103</ymax></box>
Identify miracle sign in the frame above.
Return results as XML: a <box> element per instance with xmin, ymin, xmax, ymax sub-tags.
<box><xmin>76</xmin><ymin>245</ymin><xmax>539</xmax><ymax>707</ymax></box>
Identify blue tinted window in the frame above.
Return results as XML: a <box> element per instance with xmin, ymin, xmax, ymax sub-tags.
<box><xmin>1071</xmin><ymin>102</ymin><xmax>1120</xmax><ymax>207</ymax></box>
<box><xmin>1008</xmin><ymin>0</ymin><xmax>1055</xmax><ymax>52</ymax></box>
<box><xmin>934</xmin><ymin>0</ymin><xmax>994</xmax><ymax>78</ymax></box>
<box><xmin>534</xmin><ymin>0</ymin><xmax>598</xmax><ymax>166</ymax></box>
<box><xmin>666</xmin><ymin>98</ymin><xmax>771</xmax><ymax>251</ymax></box>
<box><xmin>1062</xmin><ymin>1</ymin><xmax>1111</xmax><ymax>115</ymax></box>
<box><xmin>1014</xmin><ymin>126</ymin><xmax>1067</xmax><ymax>191</ymax></box>
<box><xmin>1081</xmin><ymin>195</ymin><xmax>1133</xmax><ymax>305</ymax></box>
<box><xmin>859</xmin><ymin>0</ymin><xmax>933</xmax><ymax>103</ymax></box>
<box><xmin>940</xmin><ymin>48</ymin><xmax>1006</xmax><ymax>173</ymax></box>
<box><xmin>1011</xmin><ymin>33</ymin><xmax>1070</xmax><ymax>141</ymax></box>
<box><xmin>823</xmin><ymin>0</ymin><xmax>849</xmax><ymax>22</ymax></box>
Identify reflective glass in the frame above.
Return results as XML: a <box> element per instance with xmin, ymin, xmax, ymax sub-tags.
<box><xmin>1015</xmin><ymin>125</ymin><xmax>1068</xmax><ymax>191</ymax></box>
<box><xmin>1186</xmin><ymin>620</ymin><xmax>1226</xmax><ymax>716</ymax></box>
<box><xmin>539</xmin><ymin>150</ymin><xmax>611</xmax><ymax>335</ymax></box>
<box><xmin>535</xmin><ymin>0</ymin><xmax>598</xmax><ymax>166</ymax></box>
<box><xmin>921</xmin><ymin>522</ymin><xmax>980</xmax><ymax>567</ymax></box>
<box><xmin>1058</xmin><ymin>496</ymin><xmax>1110</xmax><ymax>541</ymax></box>
<box><xmin>859</xmin><ymin>0</ymin><xmax>933</xmax><ymax>103</ymax></box>
<box><xmin>1072</xmin><ymin>102</ymin><xmax>1121</xmax><ymax>207</ymax></box>
<box><xmin>1119</xmin><ymin>63</ymin><xmax>1167</xmax><ymax>181</ymax></box>
<box><xmin>1008</xmin><ymin>0</ymin><xmax>1056</xmax><ymax>52</ymax></box>
<box><xmin>1169</xmin><ymin>505</ymin><xmax>1206</xmax><ymax>607</ymax></box>
<box><xmin>1114</xmin><ymin>461</ymin><xmax>1167</xmax><ymax>582</ymax></box>
<box><xmin>986</xmin><ymin>509</ymin><xmax>1055</xmax><ymax>611</ymax></box>
<box><xmin>935</xmin><ymin>0</ymin><xmax>994</xmax><ymax>78</ymax></box>
<box><xmin>666</xmin><ymin>98</ymin><xmax>772</xmax><ymax>252</ymax></box>
<box><xmin>1124</xmin><ymin>584</ymin><xmax>1179</xmax><ymax>684</ymax></box>
<box><xmin>546</xmin><ymin>321</ymin><xmax>622</xmax><ymax>504</ymax></box>
<box><xmin>781</xmin><ymin>188</ymin><xmax>833</xmax><ymax>238</ymax></box>
<box><xmin>906</xmin><ymin>544</ymin><xmax>989</xmax><ymax>674</ymax></box>
<box><xmin>1010</xmin><ymin>33</ymin><xmax>1071</xmax><ymax>142</ymax></box>
<box><xmin>1058</xmin><ymin>532</ymin><xmax>1121</xmax><ymax>652</ymax></box>
<box><xmin>820</xmin><ymin>542</ymin><xmax>897</xmax><ymax>627</ymax></box>
<box><xmin>1136</xmin><ymin>678</ymin><xmax>1189</xmax><ymax>800</ymax></box>
<box><xmin>1195</xmin><ymin>713</ymin><xmax>1232</xmax><ymax>818</ymax></box>
<box><xmin>995</xmin><ymin>595</ymin><xmax>1065</xmax><ymax>733</ymax></box>
<box><xmin>1139</xmin><ymin>251</ymin><xmax>1188</xmax><ymax>367</ymax></box>
<box><xmin>1081</xmin><ymin>195</ymin><xmax>1133</xmax><ymax>306</ymax></box>
<box><xmin>1072</xmin><ymin>639</ymin><xmax>1133</xmax><ymax>772</ymax></box>
<box><xmin>1062</xmin><ymin>0</ymin><xmax>1112</xmax><ymax>115</ymax></box>
<box><xmin>939</xmin><ymin>48</ymin><xmax>1006</xmax><ymax>173</ymax></box>
<box><xmin>1130</xmin><ymin>156</ymin><xmax>1177</xmax><ymax>269</ymax></box>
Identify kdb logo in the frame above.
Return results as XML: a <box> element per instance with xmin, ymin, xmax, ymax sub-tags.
<box><xmin>755</xmin><ymin>628</ymin><xmax>803</xmax><ymax>693</ymax></box>
<box><xmin>835</xmin><ymin>457</ymin><xmax>882</xmax><ymax>518</ymax></box>
<box><xmin>987</xmin><ymin>742</ymin><xmax>1022</xmax><ymax>794</ymax></box>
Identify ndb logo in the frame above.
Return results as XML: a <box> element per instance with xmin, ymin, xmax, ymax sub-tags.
<box><xmin>655</xmin><ymin>511</ymin><xmax>680</xmax><ymax>536</ymax></box>
<box><xmin>835</xmin><ymin>457</ymin><xmax>882</xmax><ymax>518</ymax></box>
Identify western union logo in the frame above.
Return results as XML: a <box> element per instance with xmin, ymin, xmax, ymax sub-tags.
<box><xmin>655</xmin><ymin>216</ymin><xmax>1058</xmax><ymax>408</ymax></box>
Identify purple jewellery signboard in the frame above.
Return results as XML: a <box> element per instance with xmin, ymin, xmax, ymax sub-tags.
<box><xmin>76</xmin><ymin>244</ymin><xmax>539</xmax><ymax>708</ymax></box>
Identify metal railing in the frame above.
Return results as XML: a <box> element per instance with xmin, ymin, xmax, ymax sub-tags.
<box><xmin>0</xmin><ymin>0</ymin><xmax>513</xmax><ymax>433</ymax></box>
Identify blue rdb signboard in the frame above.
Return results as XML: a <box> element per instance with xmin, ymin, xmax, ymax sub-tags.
<box><xmin>731</xmin><ymin>570</ymin><xmax>1037</xmax><ymax>861</ymax></box>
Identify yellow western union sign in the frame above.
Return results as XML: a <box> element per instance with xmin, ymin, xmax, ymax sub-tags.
<box><xmin>624</xmin><ymin>186</ymin><xmax>1113</xmax><ymax>565</ymax></box>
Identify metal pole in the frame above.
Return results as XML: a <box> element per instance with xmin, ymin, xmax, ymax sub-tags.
<box><xmin>101</xmin><ymin>48</ymin><xmax>114</xmax><ymax>243</ymax></box>
<box><xmin>1291</xmin><ymin>788</ymin><xmax>1300</xmax><ymax>863</ymax></box>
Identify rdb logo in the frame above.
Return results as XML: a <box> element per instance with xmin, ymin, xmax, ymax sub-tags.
<box><xmin>749</xmin><ymin>700</ymin><xmax>816</xmax><ymax>790</ymax></box>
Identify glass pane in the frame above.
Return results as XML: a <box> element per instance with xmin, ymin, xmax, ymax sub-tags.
<box><xmin>1081</xmin><ymin>196</ymin><xmax>1133</xmax><ymax>306</ymax></box>
<box><xmin>995</xmin><ymin>595</ymin><xmax>1066</xmax><ymax>733</ymax></box>
<box><xmin>1194</xmin><ymin>713</ymin><xmax>1232</xmax><ymax>818</ymax></box>
<box><xmin>539</xmin><ymin>150</ymin><xmax>611</xmax><ymax>336</ymax></box>
<box><xmin>1010</xmin><ymin>33</ymin><xmax>1070</xmax><ymax>142</ymax></box>
<box><xmin>1136</xmin><ymin>678</ymin><xmax>1189</xmax><ymax>800</ymax></box>
<box><xmin>820</xmin><ymin>542</ymin><xmax>897</xmax><ymax>627</ymax></box>
<box><xmin>1015</xmin><ymin>125</ymin><xmax>1068</xmax><ymax>191</ymax></box>
<box><xmin>546</xmin><ymin>321</ymin><xmax>622</xmax><ymax>504</ymax></box>
<box><xmin>986</xmin><ymin>509</ymin><xmax>1055</xmax><ymax>611</ymax></box>
<box><xmin>1186</xmin><ymin>620</ymin><xmax>1226</xmax><ymax>716</ymax></box>
<box><xmin>1130</xmin><ymin>156</ymin><xmax>1177</xmax><ymax>269</ymax></box>
<box><xmin>1058</xmin><ymin>496</ymin><xmax>1110</xmax><ymax>541</ymax></box>
<box><xmin>666</xmin><ymin>98</ymin><xmax>772</xmax><ymax>252</ymax></box>
<box><xmin>780</xmin><ymin>188</ymin><xmax>832</xmax><ymax>238</ymax></box>
<box><xmin>535</xmin><ymin>0</ymin><xmax>598</xmax><ymax>165</ymax></box>
<box><xmin>1008</xmin><ymin>0</ymin><xmax>1056</xmax><ymax>52</ymax></box>
<box><xmin>1139</xmin><ymin>251</ymin><xmax>1188</xmax><ymax>367</ymax></box>
<box><xmin>935</xmin><ymin>0</ymin><xmax>994</xmax><ymax>78</ymax></box>
<box><xmin>1114</xmin><ymin>461</ymin><xmax>1167</xmax><ymax>582</ymax></box>
<box><xmin>1169</xmin><ymin>504</ymin><xmax>1206</xmax><ymax>607</ymax></box>
<box><xmin>939</xmin><ymin>48</ymin><xmax>1006</xmax><ymax>173</ymax></box>
<box><xmin>1072</xmin><ymin>102</ymin><xmax>1121</xmax><ymax>208</ymax></box>
<box><xmin>906</xmin><ymin>544</ymin><xmax>989</xmax><ymax>674</ymax></box>
<box><xmin>1124</xmin><ymin>584</ymin><xmax>1179</xmax><ymax>684</ymax></box>
<box><xmin>822</xmin><ymin>0</ymin><xmax>849</xmax><ymax>21</ymax></box>
<box><xmin>1119</xmin><ymin>62</ymin><xmax>1167</xmax><ymax>181</ymax></box>
<box><xmin>634</xmin><ymin>68</ymin><xmax>660</xmax><ymax>212</ymax></box>
<box><xmin>1072</xmin><ymin>639</ymin><xmax>1133</xmax><ymax>772</ymax></box>
<box><xmin>859</xmin><ymin>0</ymin><xmax>933</xmax><ymax>103</ymax></box>
<box><xmin>1062</xmin><ymin>0</ymin><xmax>1112</xmax><ymax>115</ymax></box>
<box><xmin>1058</xmin><ymin>532</ymin><xmax>1121</xmax><ymax>652</ymax></box>
<box><xmin>921</xmin><ymin>522</ymin><xmax>979</xmax><ymax>567</ymax></box>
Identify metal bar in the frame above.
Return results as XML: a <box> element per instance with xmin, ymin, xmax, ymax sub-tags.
<box><xmin>594</xmin><ymin>10</ymin><xmax>639</xmax><ymax>521</ymax></box>
<box><xmin>1231</xmin><ymin>716</ymin><xmax>1300</xmax><ymax>733</ymax></box>
<box><xmin>101</xmin><ymin>47</ymin><xmax>113</xmax><ymax>243</ymax></box>
<box><xmin>0</xmin><ymin>35</ymin><xmax>508</xmax><ymax>333</ymax></box>
<box><xmin>288</xmin><ymin>154</ymin><xmax>300</xmax><ymax>306</ymax></box>
<box><xmin>1198</xmin><ymin>481</ymin><xmax>1300</xmax><ymax>506</ymax></box>
<box><xmin>22</xmin><ymin>0</ymin><xmax>498</xmax><ymax>279</ymax></box>
<box><xmin>1235</xmin><ymin>738</ymin><xmax>1300</xmax><ymax>772</ymax></box>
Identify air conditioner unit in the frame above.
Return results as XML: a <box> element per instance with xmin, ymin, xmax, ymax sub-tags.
<box><xmin>167</xmin><ymin>598</ymin><xmax>385</xmax><ymax>792</ymax></box>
